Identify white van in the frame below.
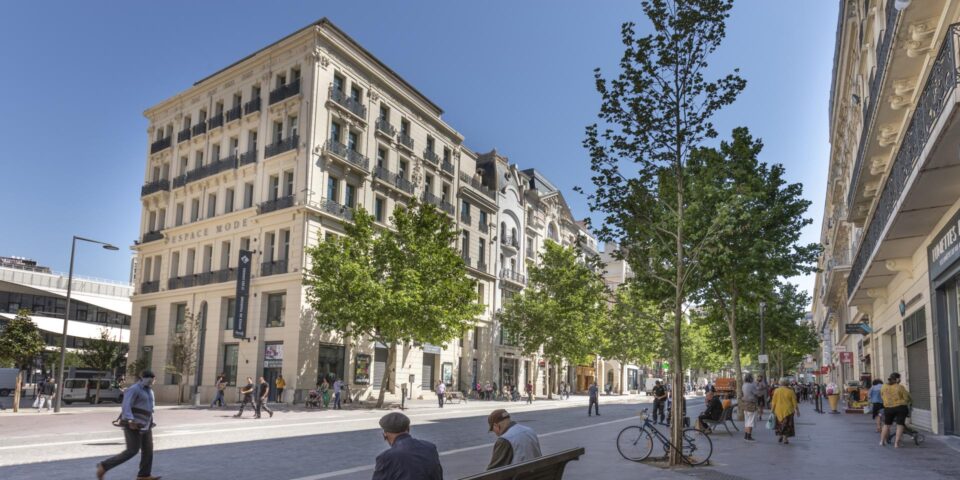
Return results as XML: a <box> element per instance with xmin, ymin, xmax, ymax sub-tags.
<box><xmin>62</xmin><ymin>378</ymin><xmax>123</xmax><ymax>404</ymax></box>
<box><xmin>0</xmin><ymin>368</ymin><xmax>19</xmax><ymax>397</ymax></box>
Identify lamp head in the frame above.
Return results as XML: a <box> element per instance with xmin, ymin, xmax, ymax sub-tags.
<box><xmin>102</xmin><ymin>244</ymin><xmax>120</xmax><ymax>251</ymax></box>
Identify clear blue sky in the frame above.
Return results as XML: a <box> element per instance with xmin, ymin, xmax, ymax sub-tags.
<box><xmin>0</xmin><ymin>0</ymin><xmax>836</xmax><ymax>300</ymax></box>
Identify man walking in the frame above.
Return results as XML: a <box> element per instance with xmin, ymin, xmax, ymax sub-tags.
<box><xmin>525</xmin><ymin>381</ymin><xmax>533</xmax><ymax>405</ymax></box>
<box><xmin>233</xmin><ymin>377</ymin><xmax>255</xmax><ymax>418</ymax></box>
<box><xmin>588</xmin><ymin>381</ymin><xmax>600</xmax><ymax>416</ymax></box>
<box><xmin>652</xmin><ymin>380</ymin><xmax>667</xmax><ymax>424</ymax></box>
<box><xmin>36</xmin><ymin>377</ymin><xmax>55</xmax><ymax>412</ymax></box>
<box><xmin>255</xmin><ymin>376</ymin><xmax>273</xmax><ymax>419</ymax></box>
<box><xmin>487</xmin><ymin>409</ymin><xmax>542</xmax><ymax>469</ymax></box>
<box><xmin>275</xmin><ymin>374</ymin><xmax>285</xmax><ymax>403</ymax></box>
<box><xmin>210</xmin><ymin>374</ymin><xmax>226</xmax><ymax>408</ymax></box>
<box><xmin>435</xmin><ymin>380</ymin><xmax>445</xmax><ymax>408</ymax></box>
<box><xmin>333</xmin><ymin>377</ymin><xmax>343</xmax><ymax>410</ymax></box>
<box><xmin>96</xmin><ymin>370</ymin><xmax>159</xmax><ymax>480</ymax></box>
<box><xmin>372</xmin><ymin>412</ymin><xmax>442</xmax><ymax>480</ymax></box>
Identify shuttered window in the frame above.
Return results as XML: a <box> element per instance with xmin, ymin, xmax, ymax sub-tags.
<box><xmin>903</xmin><ymin>308</ymin><xmax>930</xmax><ymax>411</ymax></box>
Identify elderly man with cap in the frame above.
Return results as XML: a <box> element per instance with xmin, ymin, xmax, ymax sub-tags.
<box><xmin>487</xmin><ymin>409</ymin><xmax>542</xmax><ymax>470</ymax></box>
<box><xmin>97</xmin><ymin>370</ymin><xmax>159</xmax><ymax>480</ymax></box>
<box><xmin>372</xmin><ymin>412</ymin><xmax>442</xmax><ymax>480</ymax></box>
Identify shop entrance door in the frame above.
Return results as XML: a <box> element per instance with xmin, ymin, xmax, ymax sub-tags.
<box><xmin>262</xmin><ymin>367</ymin><xmax>281</xmax><ymax>401</ymax></box>
<box><xmin>317</xmin><ymin>344</ymin><xmax>345</xmax><ymax>387</ymax></box>
<box><xmin>422</xmin><ymin>353</ymin><xmax>437</xmax><ymax>389</ymax></box>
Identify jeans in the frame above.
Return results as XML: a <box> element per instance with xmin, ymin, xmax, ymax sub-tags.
<box><xmin>437</xmin><ymin>393</ymin><xmax>444</xmax><ymax>408</ymax></box>
<box><xmin>210</xmin><ymin>390</ymin><xmax>225</xmax><ymax>408</ymax></box>
<box><xmin>255</xmin><ymin>398</ymin><xmax>272</xmax><ymax>417</ymax></box>
<box><xmin>36</xmin><ymin>394</ymin><xmax>52</xmax><ymax>410</ymax></box>
<box><xmin>237</xmin><ymin>397</ymin><xmax>254</xmax><ymax>416</ymax></box>
<box><xmin>588</xmin><ymin>398</ymin><xmax>599</xmax><ymax>415</ymax></box>
<box><xmin>653</xmin><ymin>399</ymin><xmax>665</xmax><ymax>422</ymax></box>
<box><xmin>100</xmin><ymin>426</ymin><xmax>153</xmax><ymax>477</ymax></box>
<box><xmin>334</xmin><ymin>392</ymin><xmax>342</xmax><ymax>409</ymax></box>
<box><xmin>527</xmin><ymin>393</ymin><xmax>533</xmax><ymax>404</ymax></box>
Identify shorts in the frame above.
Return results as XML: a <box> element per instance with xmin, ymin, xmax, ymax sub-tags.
<box><xmin>871</xmin><ymin>402</ymin><xmax>883</xmax><ymax>419</ymax></box>
<box><xmin>744</xmin><ymin>410</ymin><xmax>756</xmax><ymax>429</ymax></box>
<box><xmin>883</xmin><ymin>405</ymin><xmax>909</xmax><ymax>426</ymax></box>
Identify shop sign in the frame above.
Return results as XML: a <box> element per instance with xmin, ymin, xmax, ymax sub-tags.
<box><xmin>840</xmin><ymin>352</ymin><xmax>854</xmax><ymax>364</ymax></box>
<box><xmin>354</xmin><ymin>354</ymin><xmax>371</xmax><ymax>385</ymax></box>
<box><xmin>845</xmin><ymin>323</ymin><xmax>869</xmax><ymax>335</ymax></box>
<box><xmin>423</xmin><ymin>343</ymin><xmax>442</xmax><ymax>354</ymax></box>
<box><xmin>835</xmin><ymin>345</ymin><xmax>847</xmax><ymax>352</ymax></box>
<box><xmin>820</xmin><ymin>366</ymin><xmax>829</xmax><ymax>374</ymax></box>
<box><xmin>263</xmin><ymin>344</ymin><xmax>283</xmax><ymax>368</ymax></box>
<box><xmin>929</xmin><ymin>207</ymin><xmax>960</xmax><ymax>280</ymax></box>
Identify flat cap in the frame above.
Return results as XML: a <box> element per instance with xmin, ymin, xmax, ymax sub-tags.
<box><xmin>140</xmin><ymin>370</ymin><xmax>156</xmax><ymax>378</ymax></box>
<box><xmin>379</xmin><ymin>412</ymin><xmax>411</xmax><ymax>434</ymax></box>
<box><xmin>487</xmin><ymin>409</ymin><xmax>510</xmax><ymax>431</ymax></box>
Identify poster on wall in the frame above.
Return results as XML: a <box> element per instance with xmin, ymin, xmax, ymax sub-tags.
<box><xmin>442</xmin><ymin>362</ymin><xmax>453</xmax><ymax>386</ymax></box>
<box><xmin>355</xmin><ymin>354</ymin><xmax>371</xmax><ymax>385</ymax></box>
<box><xmin>263</xmin><ymin>343</ymin><xmax>283</xmax><ymax>368</ymax></box>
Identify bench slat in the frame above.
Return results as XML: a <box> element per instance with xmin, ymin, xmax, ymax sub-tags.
<box><xmin>456</xmin><ymin>447</ymin><xmax>585</xmax><ymax>480</ymax></box>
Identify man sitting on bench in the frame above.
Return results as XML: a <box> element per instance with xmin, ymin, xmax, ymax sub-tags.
<box><xmin>487</xmin><ymin>409</ymin><xmax>542</xmax><ymax>470</ymax></box>
<box><xmin>698</xmin><ymin>391</ymin><xmax>724</xmax><ymax>433</ymax></box>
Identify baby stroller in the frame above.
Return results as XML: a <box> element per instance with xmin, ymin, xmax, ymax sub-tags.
<box><xmin>305</xmin><ymin>389</ymin><xmax>321</xmax><ymax>409</ymax></box>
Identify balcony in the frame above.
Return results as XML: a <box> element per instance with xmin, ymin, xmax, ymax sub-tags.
<box><xmin>265</xmin><ymin>134</ymin><xmax>298</xmax><ymax>158</ymax></box>
<box><xmin>459</xmin><ymin>171</ymin><xmax>496</xmax><ymax>200</ymax></box>
<box><xmin>258</xmin><ymin>195</ymin><xmax>295</xmax><ymax>214</ymax></box>
<box><xmin>244</xmin><ymin>97</ymin><xmax>261</xmax><ymax>115</ymax></box>
<box><xmin>373</xmin><ymin>166</ymin><xmax>415</xmax><ymax>195</ymax></box>
<box><xmin>141</xmin><ymin>179</ymin><xmax>170</xmax><ymax>197</ymax></box>
<box><xmin>441</xmin><ymin>160</ymin><xmax>454</xmax><ymax>176</ymax></box>
<box><xmin>177</xmin><ymin>128</ymin><xmax>191</xmax><ymax>143</ymax></box>
<box><xmin>269</xmin><ymin>78</ymin><xmax>300</xmax><ymax>105</ymax></box>
<box><xmin>239</xmin><ymin>148</ymin><xmax>258</xmax><ymax>166</ymax></box>
<box><xmin>460</xmin><ymin>212</ymin><xmax>472</xmax><ymax>226</ymax></box>
<box><xmin>207</xmin><ymin>113</ymin><xmax>224</xmax><ymax>130</ymax></box>
<box><xmin>168</xmin><ymin>269</ymin><xmax>237</xmax><ymax>290</ymax></box>
<box><xmin>477</xmin><ymin>261</ymin><xmax>488</xmax><ymax>273</ymax></box>
<box><xmin>375</xmin><ymin>118</ymin><xmax>396</xmax><ymax>137</ymax></box>
<box><xmin>398</xmin><ymin>132</ymin><xmax>414</xmax><ymax>151</ymax></box>
<box><xmin>479</xmin><ymin>222</ymin><xmax>489</xmax><ymax>234</ymax></box>
<box><xmin>150</xmin><ymin>136</ymin><xmax>171</xmax><ymax>154</ymax></box>
<box><xmin>191</xmin><ymin>122</ymin><xmax>207</xmax><ymax>137</ymax></box>
<box><xmin>319</xmin><ymin>198</ymin><xmax>354</xmax><ymax>221</ymax></box>
<box><xmin>501</xmin><ymin>234</ymin><xmax>519</xmax><ymax>249</ymax></box>
<box><xmin>461</xmin><ymin>255</ymin><xmax>472</xmax><ymax>267</ymax></box>
<box><xmin>328</xmin><ymin>87</ymin><xmax>367</xmax><ymax>120</ymax></box>
<box><xmin>261</xmin><ymin>260</ymin><xmax>289</xmax><ymax>277</ymax></box>
<box><xmin>500</xmin><ymin>269</ymin><xmax>526</xmax><ymax>286</ymax></box>
<box><xmin>225</xmin><ymin>105</ymin><xmax>242</xmax><ymax>123</ymax></box>
<box><xmin>847</xmin><ymin>24</ymin><xmax>960</xmax><ymax>303</ymax></box>
<box><xmin>140</xmin><ymin>281</ymin><xmax>159</xmax><ymax>294</ymax></box>
<box><xmin>141</xmin><ymin>231</ymin><xmax>164</xmax><ymax>244</ymax></box>
<box><xmin>423</xmin><ymin>149</ymin><xmax>440</xmax><ymax>165</ymax></box>
<box><xmin>173</xmin><ymin>157</ymin><xmax>236</xmax><ymax>188</ymax></box>
<box><xmin>423</xmin><ymin>191</ymin><xmax>454</xmax><ymax>215</ymax></box>
<box><xmin>324</xmin><ymin>140</ymin><xmax>370</xmax><ymax>171</ymax></box>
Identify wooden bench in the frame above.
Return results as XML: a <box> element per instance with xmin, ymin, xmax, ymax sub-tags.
<box><xmin>446</xmin><ymin>391</ymin><xmax>467</xmax><ymax>404</ymax></box>
<box><xmin>702</xmin><ymin>406</ymin><xmax>738</xmax><ymax>435</ymax></box>
<box><xmin>457</xmin><ymin>447</ymin><xmax>585</xmax><ymax>480</ymax></box>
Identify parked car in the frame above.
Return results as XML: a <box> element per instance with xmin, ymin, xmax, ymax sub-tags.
<box><xmin>0</xmin><ymin>368</ymin><xmax>19</xmax><ymax>397</ymax></box>
<box><xmin>61</xmin><ymin>378</ymin><xmax>123</xmax><ymax>404</ymax></box>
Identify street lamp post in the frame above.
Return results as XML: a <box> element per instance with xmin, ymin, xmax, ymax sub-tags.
<box><xmin>760</xmin><ymin>301</ymin><xmax>766</xmax><ymax>383</ymax></box>
<box><xmin>54</xmin><ymin>236</ymin><xmax>119</xmax><ymax>413</ymax></box>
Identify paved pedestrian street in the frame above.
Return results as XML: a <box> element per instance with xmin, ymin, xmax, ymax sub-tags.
<box><xmin>1</xmin><ymin>395</ymin><xmax>958</xmax><ymax>479</ymax></box>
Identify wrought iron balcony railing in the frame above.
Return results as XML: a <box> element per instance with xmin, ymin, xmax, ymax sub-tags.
<box><xmin>328</xmin><ymin>87</ymin><xmax>367</xmax><ymax>119</ymax></box>
<box><xmin>501</xmin><ymin>234</ymin><xmax>519</xmax><ymax>249</ymax></box>
<box><xmin>325</xmin><ymin>140</ymin><xmax>370</xmax><ymax>170</ymax></box>
<box><xmin>423</xmin><ymin>191</ymin><xmax>454</xmax><ymax>215</ymax></box>
<box><xmin>375</xmin><ymin>118</ymin><xmax>396</xmax><ymax>136</ymax></box>
<box><xmin>500</xmin><ymin>269</ymin><xmax>526</xmax><ymax>285</ymax></box>
<box><xmin>150</xmin><ymin>136</ymin><xmax>171</xmax><ymax>154</ymax></box>
<box><xmin>458</xmin><ymin>171</ymin><xmax>496</xmax><ymax>199</ymax></box>
<box><xmin>423</xmin><ymin>149</ymin><xmax>440</xmax><ymax>165</ymax></box>
<box><xmin>261</xmin><ymin>260</ymin><xmax>289</xmax><ymax>277</ymax></box>
<box><xmin>239</xmin><ymin>148</ymin><xmax>258</xmax><ymax>166</ymax></box>
<box><xmin>461</xmin><ymin>212</ymin><xmax>472</xmax><ymax>225</ymax></box>
<box><xmin>441</xmin><ymin>160</ymin><xmax>454</xmax><ymax>175</ymax></box>
<box><xmin>269</xmin><ymin>78</ymin><xmax>301</xmax><ymax>104</ymax></box>
<box><xmin>225</xmin><ymin>105</ymin><xmax>242</xmax><ymax>123</ymax></box>
<box><xmin>191</xmin><ymin>122</ymin><xmax>207</xmax><ymax>136</ymax></box>
<box><xmin>374</xmin><ymin>167</ymin><xmax>415</xmax><ymax>194</ymax></box>
<box><xmin>207</xmin><ymin>113</ymin><xmax>224</xmax><ymax>130</ymax></box>
<box><xmin>244</xmin><ymin>97</ymin><xmax>261</xmax><ymax>115</ymax></box>
<box><xmin>141</xmin><ymin>179</ymin><xmax>170</xmax><ymax>197</ymax></box>
<box><xmin>140</xmin><ymin>281</ymin><xmax>159</xmax><ymax>294</ymax></box>
<box><xmin>265</xmin><ymin>134</ymin><xmax>298</xmax><ymax>158</ymax></box>
<box><xmin>320</xmin><ymin>198</ymin><xmax>354</xmax><ymax>221</ymax></box>
<box><xmin>177</xmin><ymin>128</ymin><xmax>191</xmax><ymax>143</ymax></box>
<box><xmin>258</xmin><ymin>195</ymin><xmax>295</xmax><ymax>214</ymax></box>
<box><xmin>398</xmin><ymin>132</ymin><xmax>414</xmax><ymax>151</ymax></box>
<box><xmin>141</xmin><ymin>231</ymin><xmax>164</xmax><ymax>243</ymax></box>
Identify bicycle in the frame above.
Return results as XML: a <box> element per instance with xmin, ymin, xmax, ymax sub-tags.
<box><xmin>617</xmin><ymin>408</ymin><xmax>713</xmax><ymax>466</ymax></box>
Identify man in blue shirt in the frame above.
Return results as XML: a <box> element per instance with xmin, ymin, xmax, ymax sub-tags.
<box><xmin>372</xmin><ymin>412</ymin><xmax>442</xmax><ymax>480</ymax></box>
<box><xmin>588</xmin><ymin>381</ymin><xmax>600</xmax><ymax>416</ymax></box>
<box><xmin>97</xmin><ymin>370</ymin><xmax>159</xmax><ymax>480</ymax></box>
<box><xmin>869</xmin><ymin>379</ymin><xmax>884</xmax><ymax>432</ymax></box>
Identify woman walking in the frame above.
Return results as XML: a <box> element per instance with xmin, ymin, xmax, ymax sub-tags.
<box><xmin>868</xmin><ymin>379</ymin><xmax>884</xmax><ymax>432</ymax></box>
<box><xmin>880</xmin><ymin>372</ymin><xmax>911</xmax><ymax>448</ymax></box>
<box><xmin>771</xmin><ymin>378</ymin><xmax>799</xmax><ymax>445</ymax></box>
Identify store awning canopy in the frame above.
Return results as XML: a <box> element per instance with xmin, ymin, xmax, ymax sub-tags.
<box><xmin>0</xmin><ymin>312</ymin><xmax>129</xmax><ymax>343</ymax></box>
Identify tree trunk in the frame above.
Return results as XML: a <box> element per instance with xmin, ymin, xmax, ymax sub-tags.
<box><xmin>95</xmin><ymin>375</ymin><xmax>102</xmax><ymax>404</ymax></box>
<box><xmin>13</xmin><ymin>369</ymin><xmax>22</xmax><ymax>413</ymax></box>
<box><xmin>727</xmin><ymin>291</ymin><xmax>744</xmax><ymax>421</ymax></box>
<box><xmin>670</xmin><ymin>178</ymin><xmax>685</xmax><ymax>466</ymax></box>
<box><xmin>545</xmin><ymin>357</ymin><xmax>552</xmax><ymax>400</ymax></box>
<box><xmin>375</xmin><ymin>343</ymin><xmax>396</xmax><ymax>409</ymax></box>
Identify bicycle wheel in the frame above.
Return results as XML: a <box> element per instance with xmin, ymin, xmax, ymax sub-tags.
<box><xmin>617</xmin><ymin>425</ymin><xmax>654</xmax><ymax>462</ymax></box>
<box><xmin>680</xmin><ymin>428</ymin><xmax>713</xmax><ymax>466</ymax></box>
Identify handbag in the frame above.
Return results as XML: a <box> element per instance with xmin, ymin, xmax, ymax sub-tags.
<box><xmin>765</xmin><ymin>416</ymin><xmax>775</xmax><ymax>430</ymax></box>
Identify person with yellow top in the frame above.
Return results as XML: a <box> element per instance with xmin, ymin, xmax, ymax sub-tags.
<box><xmin>771</xmin><ymin>378</ymin><xmax>799</xmax><ymax>445</ymax></box>
<box><xmin>275</xmin><ymin>375</ymin><xmax>286</xmax><ymax>404</ymax></box>
<box><xmin>880</xmin><ymin>372</ymin><xmax>911</xmax><ymax>448</ymax></box>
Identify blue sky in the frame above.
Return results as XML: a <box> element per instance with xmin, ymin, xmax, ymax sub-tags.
<box><xmin>0</xmin><ymin>0</ymin><xmax>836</xmax><ymax>300</ymax></box>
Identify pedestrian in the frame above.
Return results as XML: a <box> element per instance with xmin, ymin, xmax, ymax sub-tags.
<box><xmin>475</xmin><ymin>382</ymin><xmax>482</xmax><ymax>400</ymax></box>
<box><xmin>587</xmin><ymin>381</ymin><xmax>600</xmax><ymax>416</ymax></box>
<box><xmin>605</xmin><ymin>381</ymin><xmax>613</xmax><ymax>395</ymax></box>
<box><xmin>275</xmin><ymin>374</ymin><xmax>285</xmax><ymax>403</ymax></box>
<box><xmin>771</xmin><ymin>378</ymin><xmax>799</xmax><ymax>444</ymax></box>
<box><xmin>373</xmin><ymin>412</ymin><xmax>443</xmax><ymax>479</ymax></box>
<box><xmin>868</xmin><ymin>379</ymin><xmax>884</xmax><ymax>433</ymax></box>
<box><xmin>333</xmin><ymin>377</ymin><xmax>344</xmax><ymax>410</ymax></box>
<box><xmin>484</xmin><ymin>381</ymin><xmax>493</xmax><ymax>401</ymax></box>
<box><xmin>666</xmin><ymin>389</ymin><xmax>687</xmax><ymax>427</ymax></box>
<box><xmin>525</xmin><ymin>381</ymin><xmax>533</xmax><ymax>405</ymax></box>
<box><xmin>35</xmin><ymin>377</ymin><xmax>54</xmax><ymax>412</ymax></box>
<box><xmin>319</xmin><ymin>378</ymin><xmax>331</xmax><ymax>409</ymax></box>
<box><xmin>96</xmin><ymin>370</ymin><xmax>159</xmax><ymax>480</ymax></box>
<box><xmin>234</xmin><ymin>377</ymin><xmax>255</xmax><ymax>418</ymax></box>
<box><xmin>880</xmin><ymin>372</ymin><xmax>911</xmax><ymax>448</ymax></box>
<box><xmin>558</xmin><ymin>381</ymin><xmax>566</xmax><ymax>399</ymax></box>
<box><xmin>344</xmin><ymin>381</ymin><xmax>352</xmax><ymax>404</ymax></box>
<box><xmin>210</xmin><ymin>374</ymin><xmax>226</xmax><ymax>408</ymax></box>
<box><xmin>755</xmin><ymin>375</ymin><xmax>768</xmax><ymax>421</ymax></box>
<box><xmin>487</xmin><ymin>409</ymin><xmax>542</xmax><ymax>469</ymax></box>
<box><xmin>34</xmin><ymin>377</ymin><xmax>44</xmax><ymax>401</ymax></box>
<box><xmin>436</xmin><ymin>380</ymin><xmax>445</xmax><ymax>408</ymax></box>
<box><xmin>564</xmin><ymin>382</ymin><xmax>571</xmax><ymax>400</ymax></box>
<box><xmin>492</xmin><ymin>382</ymin><xmax>499</xmax><ymax>401</ymax></box>
<box><xmin>652</xmin><ymin>380</ymin><xmax>667</xmax><ymax>424</ymax></box>
<box><xmin>255</xmin><ymin>376</ymin><xmax>273</xmax><ymax>419</ymax></box>
<box><xmin>741</xmin><ymin>373</ymin><xmax>759</xmax><ymax>442</ymax></box>
<box><xmin>697</xmin><ymin>391</ymin><xmax>723</xmax><ymax>433</ymax></box>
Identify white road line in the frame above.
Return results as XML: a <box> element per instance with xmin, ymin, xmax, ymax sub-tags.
<box><xmin>286</xmin><ymin>416</ymin><xmax>632</xmax><ymax>480</ymax></box>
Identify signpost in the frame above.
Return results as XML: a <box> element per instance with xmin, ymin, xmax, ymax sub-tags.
<box><xmin>758</xmin><ymin>354</ymin><xmax>769</xmax><ymax>364</ymax></box>
<box><xmin>234</xmin><ymin>250</ymin><xmax>252</xmax><ymax>339</ymax></box>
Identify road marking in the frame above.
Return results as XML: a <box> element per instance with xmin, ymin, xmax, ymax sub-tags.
<box><xmin>286</xmin><ymin>416</ymin><xmax>632</xmax><ymax>480</ymax></box>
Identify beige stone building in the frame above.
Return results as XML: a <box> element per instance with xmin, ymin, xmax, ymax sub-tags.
<box><xmin>814</xmin><ymin>0</ymin><xmax>960</xmax><ymax>435</ymax></box>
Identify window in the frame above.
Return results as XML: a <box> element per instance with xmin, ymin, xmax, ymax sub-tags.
<box><xmin>229</xmin><ymin>137</ymin><xmax>239</xmax><ymax>156</ymax></box>
<box><xmin>333</xmin><ymin>74</ymin><xmax>344</xmax><ymax>93</ymax></box>
<box><xmin>350</xmin><ymin>85</ymin><xmax>362</xmax><ymax>102</ymax></box>
<box><xmin>443</xmin><ymin>147</ymin><xmax>451</xmax><ymax>163</ymax></box>
<box><xmin>330</xmin><ymin>122</ymin><xmax>342</xmax><ymax>143</ymax></box>
<box><xmin>185</xmin><ymin>249</ymin><xmax>195</xmax><ymax>276</ymax></box>
<box><xmin>222</xmin><ymin>344</ymin><xmax>238</xmax><ymax>386</ymax></box>
<box><xmin>280</xmin><ymin>229</ymin><xmax>290</xmax><ymax>261</ymax></box>
<box><xmin>202</xmin><ymin>245</ymin><xmax>213</xmax><ymax>273</ymax></box>
<box><xmin>212</xmin><ymin>144</ymin><xmax>221</xmax><ymax>161</ymax></box>
<box><xmin>190</xmin><ymin>198</ymin><xmax>200</xmax><ymax>222</ymax></box>
<box><xmin>195</xmin><ymin>150</ymin><xmax>204</xmax><ymax>169</ymax></box>
<box><xmin>269</xmin><ymin>175</ymin><xmax>279</xmax><ymax>201</ymax></box>
<box><xmin>283</xmin><ymin>171</ymin><xmax>294</xmax><ymax>197</ymax></box>
<box><xmin>288</xmin><ymin>115</ymin><xmax>298</xmax><ymax>138</ymax></box>
<box><xmin>478</xmin><ymin>283</ymin><xmax>485</xmax><ymax>306</ymax></box>
<box><xmin>377</xmin><ymin>147</ymin><xmax>387</xmax><ymax>169</ymax></box>
<box><xmin>174</xmin><ymin>303</ymin><xmax>186</xmax><ymax>333</ymax></box>
<box><xmin>461</xmin><ymin>200</ymin><xmax>471</xmax><ymax>217</ymax></box>
<box><xmin>247</xmin><ymin>130</ymin><xmax>258</xmax><ymax>152</ymax></box>
<box><xmin>375</xmin><ymin>197</ymin><xmax>385</xmax><ymax>222</ymax></box>
<box><xmin>473</xmin><ymin>326</ymin><xmax>480</xmax><ymax>350</ymax></box>
<box><xmin>266</xmin><ymin>293</ymin><xmax>286</xmax><ymax>327</ymax></box>
<box><xmin>348</xmin><ymin>131</ymin><xmax>359</xmax><ymax>152</ymax></box>
<box><xmin>220</xmin><ymin>241</ymin><xmax>231</xmax><ymax>269</ymax></box>
<box><xmin>379</xmin><ymin>104</ymin><xmax>390</xmax><ymax>122</ymax></box>
<box><xmin>426</xmin><ymin>135</ymin><xmax>435</xmax><ymax>153</ymax></box>
<box><xmin>157</xmin><ymin>208</ymin><xmax>166</xmax><ymax>230</ymax></box>
<box><xmin>232</xmin><ymin>93</ymin><xmax>242</xmax><ymax>108</ymax></box>
<box><xmin>276</xmin><ymin>72</ymin><xmax>287</xmax><ymax>88</ymax></box>
<box><xmin>461</xmin><ymin>232</ymin><xmax>470</xmax><ymax>258</ymax></box>
<box><xmin>225</xmin><ymin>188</ymin><xmax>235</xmax><ymax>213</ymax></box>
<box><xmin>478</xmin><ymin>240</ymin><xmax>485</xmax><ymax>267</ymax></box>
<box><xmin>327</xmin><ymin>176</ymin><xmax>339</xmax><ymax>203</ymax></box>
<box><xmin>425</xmin><ymin>175</ymin><xmax>433</xmax><ymax>193</ymax></box>
<box><xmin>264</xmin><ymin>232</ymin><xmax>276</xmax><ymax>263</ymax></box>
<box><xmin>198</xmin><ymin>109</ymin><xmax>207</xmax><ymax>122</ymax></box>
<box><xmin>170</xmin><ymin>251</ymin><xmax>180</xmax><ymax>278</ymax></box>
<box><xmin>272</xmin><ymin>120</ymin><xmax>283</xmax><ymax>143</ymax></box>
<box><xmin>345</xmin><ymin>184</ymin><xmax>357</xmax><ymax>209</ymax></box>
<box><xmin>399</xmin><ymin>160</ymin><xmax>408</xmax><ymax>179</ymax></box>
<box><xmin>400</xmin><ymin>118</ymin><xmax>410</xmax><ymax>136</ymax></box>
<box><xmin>215</xmin><ymin>101</ymin><xmax>224</xmax><ymax>116</ymax></box>
<box><xmin>141</xmin><ymin>346</ymin><xmax>153</xmax><ymax>372</ymax></box>
<box><xmin>240</xmin><ymin>237</ymin><xmax>250</xmax><ymax>252</ymax></box>
<box><xmin>251</xmin><ymin>85</ymin><xmax>261</xmax><ymax>102</ymax></box>
<box><xmin>224</xmin><ymin>297</ymin><xmax>236</xmax><ymax>330</ymax></box>
<box><xmin>179</xmin><ymin>156</ymin><xmax>188</xmax><ymax>175</ymax></box>
<box><xmin>207</xmin><ymin>193</ymin><xmax>217</xmax><ymax>218</ymax></box>
<box><xmin>143</xmin><ymin>307</ymin><xmax>156</xmax><ymax>336</ymax></box>
<box><xmin>442</xmin><ymin>183</ymin><xmax>450</xmax><ymax>202</ymax></box>
<box><xmin>243</xmin><ymin>183</ymin><xmax>254</xmax><ymax>209</ymax></box>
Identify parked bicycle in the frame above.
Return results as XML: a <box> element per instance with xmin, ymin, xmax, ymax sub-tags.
<box><xmin>617</xmin><ymin>408</ymin><xmax>713</xmax><ymax>466</ymax></box>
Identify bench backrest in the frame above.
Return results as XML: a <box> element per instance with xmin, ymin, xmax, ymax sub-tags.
<box><xmin>718</xmin><ymin>406</ymin><xmax>734</xmax><ymax>421</ymax></box>
<box><xmin>457</xmin><ymin>447</ymin><xmax>585</xmax><ymax>480</ymax></box>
